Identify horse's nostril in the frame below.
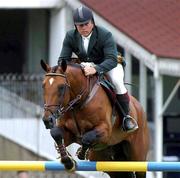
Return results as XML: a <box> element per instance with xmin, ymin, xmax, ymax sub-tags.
<box><xmin>49</xmin><ymin>115</ymin><xmax>56</xmax><ymax>125</ymax></box>
<box><xmin>42</xmin><ymin>115</ymin><xmax>56</xmax><ymax>129</ymax></box>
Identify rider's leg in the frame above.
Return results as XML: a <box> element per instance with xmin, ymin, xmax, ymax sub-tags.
<box><xmin>107</xmin><ymin>64</ymin><xmax>138</xmax><ymax>132</ymax></box>
<box><xmin>116</xmin><ymin>92</ymin><xmax>138</xmax><ymax>132</ymax></box>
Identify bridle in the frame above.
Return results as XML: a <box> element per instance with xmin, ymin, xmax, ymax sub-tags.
<box><xmin>44</xmin><ymin>73</ymin><xmax>69</xmax><ymax>119</ymax></box>
<box><xmin>43</xmin><ymin>72</ymin><xmax>89</xmax><ymax>129</ymax></box>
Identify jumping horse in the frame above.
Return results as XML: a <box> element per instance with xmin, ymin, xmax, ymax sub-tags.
<box><xmin>41</xmin><ymin>59</ymin><xmax>150</xmax><ymax>178</ymax></box>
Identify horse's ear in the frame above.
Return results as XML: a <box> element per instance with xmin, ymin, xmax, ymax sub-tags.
<box><xmin>58</xmin><ymin>59</ymin><xmax>67</xmax><ymax>72</ymax></box>
<box><xmin>40</xmin><ymin>59</ymin><xmax>51</xmax><ymax>72</ymax></box>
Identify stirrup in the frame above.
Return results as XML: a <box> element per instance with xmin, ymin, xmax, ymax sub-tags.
<box><xmin>122</xmin><ymin>115</ymin><xmax>138</xmax><ymax>133</ymax></box>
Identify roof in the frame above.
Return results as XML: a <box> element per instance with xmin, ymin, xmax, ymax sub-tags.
<box><xmin>80</xmin><ymin>0</ymin><xmax>180</xmax><ymax>59</ymax></box>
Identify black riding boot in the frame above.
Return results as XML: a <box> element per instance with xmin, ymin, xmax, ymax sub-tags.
<box><xmin>116</xmin><ymin>93</ymin><xmax>138</xmax><ymax>133</ymax></box>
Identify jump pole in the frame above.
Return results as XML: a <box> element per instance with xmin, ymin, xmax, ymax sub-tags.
<box><xmin>1</xmin><ymin>161</ymin><xmax>180</xmax><ymax>172</ymax></box>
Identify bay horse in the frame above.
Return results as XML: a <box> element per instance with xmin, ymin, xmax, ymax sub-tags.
<box><xmin>41</xmin><ymin>59</ymin><xmax>150</xmax><ymax>178</ymax></box>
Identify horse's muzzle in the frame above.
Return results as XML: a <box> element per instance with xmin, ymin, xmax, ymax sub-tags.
<box><xmin>42</xmin><ymin>115</ymin><xmax>56</xmax><ymax>129</ymax></box>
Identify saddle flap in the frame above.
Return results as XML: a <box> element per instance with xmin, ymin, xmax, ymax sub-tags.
<box><xmin>99</xmin><ymin>80</ymin><xmax>116</xmax><ymax>104</ymax></box>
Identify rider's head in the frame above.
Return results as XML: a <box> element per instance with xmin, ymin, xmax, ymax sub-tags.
<box><xmin>73</xmin><ymin>6</ymin><xmax>95</xmax><ymax>37</ymax></box>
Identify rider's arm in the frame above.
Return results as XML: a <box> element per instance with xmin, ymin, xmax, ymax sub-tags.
<box><xmin>59</xmin><ymin>31</ymin><xmax>73</xmax><ymax>61</ymax></box>
<box><xmin>94</xmin><ymin>31</ymin><xmax>118</xmax><ymax>74</ymax></box>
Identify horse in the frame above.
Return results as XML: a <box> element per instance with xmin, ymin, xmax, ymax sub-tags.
<box><xmin>40</xmin><ymin>59</ymin><xmax>150</xmax><ymax>178</ymax></box>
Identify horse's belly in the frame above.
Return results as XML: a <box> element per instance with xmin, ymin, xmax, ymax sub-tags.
<box><xmin>107</xmin><ymin>128</ymin><xmax>128</xmax><ymax>145</ymax></box>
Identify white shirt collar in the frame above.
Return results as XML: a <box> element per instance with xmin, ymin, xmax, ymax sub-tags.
<box><xmin>81</xmin><ymin>31</ymin><xmax>92</xmax><ymax>40</ymax></box>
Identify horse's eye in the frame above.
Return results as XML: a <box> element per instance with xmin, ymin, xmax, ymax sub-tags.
<box><xmin>58</xmin><ymin>85</ymin><xmax>65</xmax><ymax>93</ymax></box>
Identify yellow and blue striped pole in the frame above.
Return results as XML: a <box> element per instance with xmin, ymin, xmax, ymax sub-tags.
<box><xmin>0</xmin><ymin>161</ymin><xmax>180</xmax><ymax>172</ymax></box>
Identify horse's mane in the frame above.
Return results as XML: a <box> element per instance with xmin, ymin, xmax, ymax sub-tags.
<box><xmin>52</xmin><ymin>58</ymin><xmax>82</xmax><ymax>73</ymax></box>
<box><xmin>68</xmin><ymin>63</ymin><xmax>81</xmax><ymax>69</ymax></box>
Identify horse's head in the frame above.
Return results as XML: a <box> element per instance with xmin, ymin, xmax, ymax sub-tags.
<box><xmin>40</xmin><ymin>59</ymin><xmax>86</xmax><ymax>129</ymax></box>
<box><xmin>41</xmin><ymin>59</ymin><xmax>71</xmax><ymax>129</ymax></box>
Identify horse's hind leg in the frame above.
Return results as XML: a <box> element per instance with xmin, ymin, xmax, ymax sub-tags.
<box><xmin>50</xmin><ymin>126</ymin><xmax>76</xmax><ymax>171</ymax></box>
<box><xmin>77</xmin><ymin>129</ymin><xmax>101</xmax><ymax>160</ymax></box>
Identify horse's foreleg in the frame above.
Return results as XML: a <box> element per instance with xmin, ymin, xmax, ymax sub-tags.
<box><xmin>77</xmin><ymin>129</ymin><xmax>101</xmax><ymax>160</ymax></box>
<box><xmin>50</xmin><ymin>127</ymin><xmax>76</xmax><ymax>171</ymax></box>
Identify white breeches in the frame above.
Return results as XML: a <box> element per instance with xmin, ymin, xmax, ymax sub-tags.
<box><xmin>107</xmin><ymin>64</ymin><xmax>127</xmax><ymax>94</ymax></box>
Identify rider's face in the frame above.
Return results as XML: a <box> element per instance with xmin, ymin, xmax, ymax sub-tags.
<box><xmin>76</xmin><ymin>20</ymin><xmax>94</xmax><ymax>37</ymax></box>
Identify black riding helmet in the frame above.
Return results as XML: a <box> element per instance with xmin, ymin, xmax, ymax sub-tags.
<box><xmin>73</xmin><ymin>6</ymin><xmax>94</xmax><ymax>25</ymax></box>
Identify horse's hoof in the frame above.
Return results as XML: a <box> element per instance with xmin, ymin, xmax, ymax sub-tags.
<box><xmin>67</xmin><ymin>159</ymin><xmax>76</xmax><ymax>172</ymax></box>
<box><xmin>61</xmin><ymin>156</ymin><xmax>76</xmax><ymax>171</ymax></box>
<box><xmin>76</xmin><ymin>147</ymin><xmax>88</xmax><ymax>160</ymax></box>
<box><xmin>77</xmin><ymin>153</ymin><xmax>85</xmax><ymax>160</ymax></box>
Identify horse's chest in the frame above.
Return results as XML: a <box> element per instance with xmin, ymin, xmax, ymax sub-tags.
<box><xmin>64</xmin><ymin>117</ymin><xmax>93</xmax><ymax>134</ymax></box>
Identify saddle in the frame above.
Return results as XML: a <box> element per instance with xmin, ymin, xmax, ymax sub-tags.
<box><xmin>99</xmin><ymin>78</ymin><xmax>117</xmax><ymax>106</ymax></box>
<box><xmin>98</xmin><ymin>75</ymin><xmax>124</xmax><ymax>122</ymax></box>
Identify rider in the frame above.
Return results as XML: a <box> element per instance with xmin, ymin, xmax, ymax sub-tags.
<box><xmin>59</xmin><ymin>6</ymin><xmax>138</xmax><ymax>133</ymax></box>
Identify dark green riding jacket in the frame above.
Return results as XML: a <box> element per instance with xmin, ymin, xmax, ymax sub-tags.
<box><xmin>59</xmin><ymin>26</ymin><xmax>118</xmax><ymax>74</ymax></box>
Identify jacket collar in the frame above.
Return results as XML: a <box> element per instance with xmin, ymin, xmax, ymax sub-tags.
<box><xmin>75</xmin><ymin>26</ymin><xmax>98</xmax><ymax>56</ymax></box>
<box><xmin>87</xmin><ymin>27</ymin><xmax>98</xmax><ymax>55</ymax></box>
<box><xmin>75</xmin><ymin>30</ymin><xmax>87</xmax><ymax>58</ymax></box>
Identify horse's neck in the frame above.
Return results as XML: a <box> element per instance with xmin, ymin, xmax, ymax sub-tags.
<box><xmin>69</xmin><ymin>69</ymin><xmax>98</xmax><ymax>99</ymax></box>
<box><xmin>68</xmin><ymin>66</ymin><xmax>88</xmax><ymax>96</ymax></box>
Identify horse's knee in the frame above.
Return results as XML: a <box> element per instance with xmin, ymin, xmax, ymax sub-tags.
<box><xmin>82</xmin><ymin>130</ymin><xmax>101</xmax><ymax>146</ymax></box>
<box><xmin>50</xmin><ymin>127</ymin><xmax>63</xmax><ymax>144</ymax></box>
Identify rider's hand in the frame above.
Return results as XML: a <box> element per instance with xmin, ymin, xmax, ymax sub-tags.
<box><xmin>83</xmin><ymin>66</ymin><xmax>96</xmax><ymax>76</ymax></box>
